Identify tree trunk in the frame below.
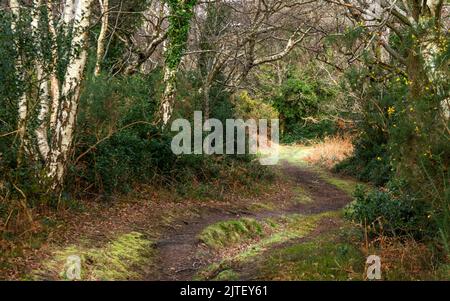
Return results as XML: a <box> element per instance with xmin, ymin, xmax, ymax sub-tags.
<box><xmin>160</xmin><ymin>66</ymin><xmax>177</xmax><ymax>126</ymax></box>
<box><xmin>47</xmin><ymin>0</ymin><xmax>92</xmax><ymax>193</ymax></box>
<box><xmin>94</xmin><ymin>0</ymin><xmax>109</xmax><ymax>76</ymax></box>
<box><xmin>158</xmin><ymin>0</ymin><xmax>197</xmax><ymax>127</ymax></box>
<box><xmin>203</xmin><ymin>80</ymin><xmax>210</xmax><ymax>120</ymax></box>
<box><xmin>46</xmin><ymin>0</ymin><xmax>61</xmax><ymax>131</ymax></box>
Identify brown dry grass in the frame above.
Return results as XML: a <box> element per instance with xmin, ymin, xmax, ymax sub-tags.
<box><xmin>304</xmin><ymin>136</ymin><xmax>354</xmax><ymax>170</ymax></box>
<box><xmin>362</xmin><ymin>235</ymin><xmax>448</xmax><ymax>280</ymax></box>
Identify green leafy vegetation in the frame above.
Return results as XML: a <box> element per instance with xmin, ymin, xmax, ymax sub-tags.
<box><xmin>345</xmin><ymin>182</ymin><xmax>430</xmax><ymax>238</ymax></box>
<box><xmin>269</xmin><ymin>68</ymin><xmax>340</xmax><ymax>144</ymax></box>
<box><xmin>165</xmin><ymin>0</ymin><xmax>198</xmax><ymax>69</ymax></box>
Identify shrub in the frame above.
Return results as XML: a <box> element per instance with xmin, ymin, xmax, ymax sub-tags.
<box><xmin>268</xmin><ymin>68</ymin><xmax>339</xmax><ymax>144</ymax></box>
<box><xmin>70</xmin><ymin>71</ymin><xmax>172</xmax><ymax>195</ymax></box>
<box><xmin>334</xmin><ymin>137</ymin><xmax>392</xmax><ymax>186</ymax></box>
<box><xmin>233</xmin><ymin>90</ymin><xmax>278</xmax><ymax>120</ymax></box>
<box><xmin>173</xmin><ymin>154</ymin><xmax>275</xmax><ymax>199</ymax></box>
<box><xmin>70</xmin><ymin>71</ymin><xmax>274</xmax><ymax>197</ymax></box>
<box><xmin>339</xmin><ymin>53</ymin><xmax>449</xmax><ymax>252</ymax></box>
<box><xmin>344</xmin><ymin>181</ymin><xmax>431</xmax><ymax>239</ymax></box>
<box><xmin>281</xmin><ymin>120</ymin><xmax>337</xmax><ymax>144</ymax></box>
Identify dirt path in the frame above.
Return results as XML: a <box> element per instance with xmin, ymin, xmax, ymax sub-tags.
<box><xmin>146</xmin><ymin>161</ymin><xmax>352</xmax><ymax>280</ymax></box>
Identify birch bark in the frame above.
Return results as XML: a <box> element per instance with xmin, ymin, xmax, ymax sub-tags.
<box><xmin>94</xmin><ymin>0</ymin><xmax>109</xmax><ymax>76</ymax></box>
<box><xmin>46</xmin><ymin>0</ymin><xmax>61</xmax><ymax>131</ymax></box>
<box><xmin>47</xmin><ymin>0</ymin><xmax>93</xmax><ymax>191</ymax></box>
<box><xmin>31</xmin><ymin>0</ymin><xmax>51</xmax><ymax>159</ymax></box>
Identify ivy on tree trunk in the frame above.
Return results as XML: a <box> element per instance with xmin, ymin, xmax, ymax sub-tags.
<box><xmin>159</xmin><ymin>0</ymin><xmax>197</xmax><ymax>126</ymax></box>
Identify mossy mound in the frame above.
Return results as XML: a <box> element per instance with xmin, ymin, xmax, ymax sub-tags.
<box><xmin>31</xmin><ymin>232</ymin><xmax>154</xmax><ymax>280</ymax></box>
<box><xmin>199</xmin><ymin>218</ymin><xmax>264</xmax><ymax>249</ymax></box>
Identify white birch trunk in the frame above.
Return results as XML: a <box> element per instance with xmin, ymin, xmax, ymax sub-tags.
<box><xmin>35</xmin><ymin>66</ymin><xmax>51</xmax><ymax>160</ymax></box>
<box><xmin>46</xmin><ymin>0</ymin><xmax>61</xmax><ymax>131</ymax></box>
<box><xmin>62</xmin><ymin>0</ymin><xmax>76</xmax><ymax>28</ymax></box>
<box><xmin>47</xmin><ymin>0</ymin><xmax>92</xmax><ymax>191</ymax></box>
<box><xmin>160</xmin><ymin>67</ymin><xmax>177</xmax><ymax>126</ymax></box>
<box><xmin>94</xmin><ymin>0</ymin><xmax>109</xmax><ymax>76</ymax></box>
<box><xmin>31</xmin><ymin>0</ymin><xmax>51</xmax><ymax>159</ymax></box>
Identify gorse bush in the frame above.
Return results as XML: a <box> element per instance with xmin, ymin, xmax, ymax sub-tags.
<box><xmin>233</xmin><ymin>91</ymin><xmax>278</xmax><ymax>121</ymax></box>
<box><xmin>345</xmin><ymin>181</ymin><xmax>431</xmax><ymax>238</ymax></box>
<box><xmin>334</xmin><ymin>137</ymin><xmax>391</xmax><ymax>186</ymax></box>
<box><xmin>333</xmin><ymin>66</ymin><xmax>401</xmax><ymax>186</ymax></box>
<box><xmin>337</xmin><ymin>37</ymin><xmax>449</xmax><ymax>250</ymax></box>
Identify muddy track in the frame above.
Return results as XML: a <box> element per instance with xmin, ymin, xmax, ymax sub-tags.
<box><xmin>145</xmin><ymin>162</ymin><xmax>352</xmax><ymax>280</ymax></box>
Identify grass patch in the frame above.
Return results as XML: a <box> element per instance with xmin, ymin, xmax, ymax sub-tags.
<box><xmin>259</xmin><ymin>233</ymin><xmax>364</xmax><ymax>280</ymax></box>
<box><xmin>279</xmin><ymin>145</ymin><xmax>312</xmax><ymax>166</ymax></box>
<box><xmin>233</xmin><ymin>213</ymin><xmax>338</xmax><ymax>262</ymax></box>
<box><xmin>316</xmin><ymin>170</ymin><xmax>360</xmax><ymax>195</ymax></box>
<box><xmin>199</xmin><ymin>218</ymin><xmax>264</xmax><ymax>249</ymax></box>
<box><xmin>292</xmin><ymin>186</ymin><xmax>314</xmax><ymax>204</ymax></box>
<box><xmin>214</xmin><ymin>269</ymin><xmax>240</xmax><ymax>281</ymax></box>
<box><xmin>364</xmin><ymin>236</ymin><xmax>450</xmax><ymax>280</ymax></box>
<box><xmin>31</xmin><ymin>232</ymin><xmax>154</xmax><ymax>280</ymax></box>
<box><xmin>196</xmin><ymin>211</ymin><xmax>338</xmax><ymax>280</ymax></box>
<box><xmin>257</xmin><ymin>226</ymin><xmax>449</xmax><ymax>281</ymax></box>
<box><xmin>247</xmin><ymin>202</ymin><xmax>277</xmax><ymax>212</ymax></box>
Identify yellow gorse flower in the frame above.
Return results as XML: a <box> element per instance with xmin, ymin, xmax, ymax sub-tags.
<box><xmin>387</xmin><ymin>106</ymin><xmax>396</xmax><ymax>116</ymax></box>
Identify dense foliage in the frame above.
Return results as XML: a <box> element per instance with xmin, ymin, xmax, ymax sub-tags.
<box><xmin>336</xmin><ymin>23</ymin><xmax>449</xmax><ymax>252</ymax></box>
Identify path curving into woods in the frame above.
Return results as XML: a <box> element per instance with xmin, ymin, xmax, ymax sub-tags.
<box><xmin>146</xmin><ymin>161</ymin><xmax>352</xmax><ymax>281</ymax></box>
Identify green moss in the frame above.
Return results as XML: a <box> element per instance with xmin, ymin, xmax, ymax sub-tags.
<box><xmin>199</xmin><ymin>218</ymin><xmax>264</xmax><ymax>249</ymax></box>
<box><xmin>234</xmin><ymin>213</ymin><xmax>333</xmax><ymax>262</ymax></box>
<box><xmin>315</xmin><ymin>169</ymin><xmax>362</xmax><ymax>195</ymax></box>
<box><xmin>259</xmin><ymin>234</ymin><xmax>364</xmax><ymax>280</ymax></box>
<box><xmin>196</xmin><ymin>212</ymin><xmax>337</xmax><ymax>280</ymax></box>
<box><xmin>247</xmin><ymin>202</ymin><xmax>276</xmax><ymax>212</ymax></box>
<box><xmin>293</xmin><ymin>186</ymin><xmax>314</xmax><ymax>204</ymax></box>
<box><xmin>32</xmin><ymin>232</ymin><xmax>154</xmax><ymax>280</ymax></box>
<box><xmin>214</xmin><ymin>269</ymin><xmax>239</xmax><ymax>281</ymax></box>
